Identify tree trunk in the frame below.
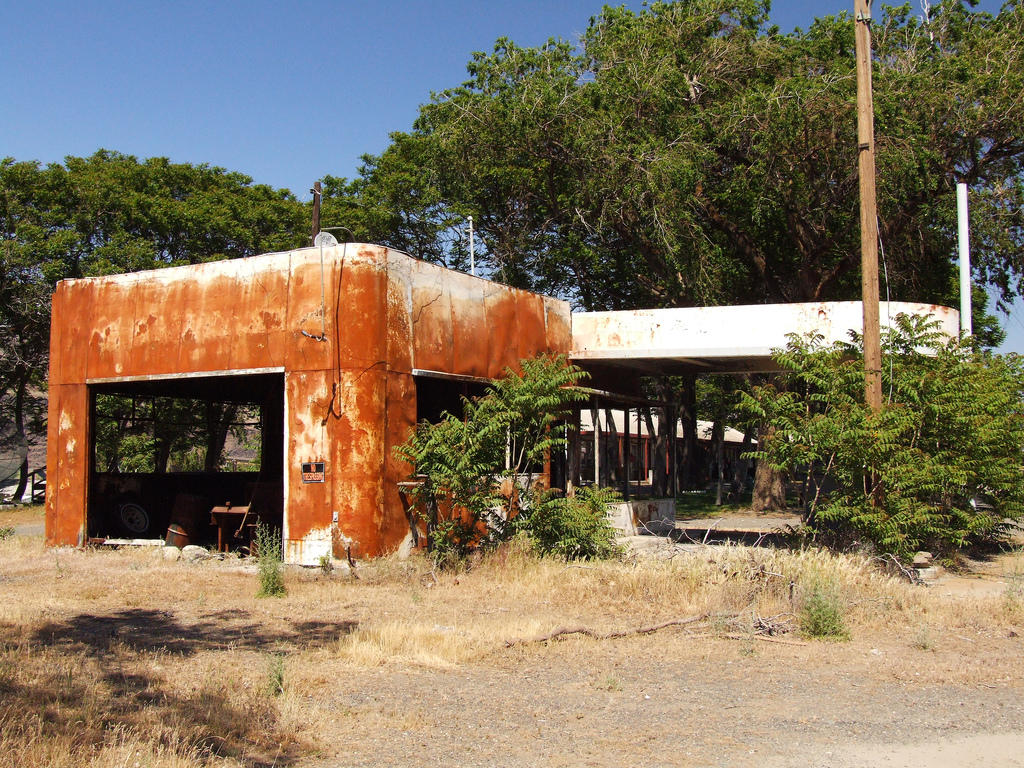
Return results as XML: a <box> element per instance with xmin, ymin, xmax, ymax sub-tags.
<box><xmin>12</xmin><ymin>369</ymin><xmax>29</xmax><ymax>502</ymax></box>
<box><xmin>652</xmin><ymin>376</ymin><xmax>673</xmax><ymax>497</ymax></box>
<box><xmin>679</xmin><ymin>374</ymin><xmax>700</xmax><ymax>490</ymax></box>
<box><xmin>751</xmin><ymin>424</ymin><xmax>787</xmax><ymax>512</ymax></box>
<box><xmin>732</xmin><ymin>428</ymin><xmax>753</xmax><ymax>500</ymax></box>
<box><xmin>712</xmin><ymin>417</ymin><xmax>725</xmax><ymax>506</ymax></box>
<box><xmin>643</xmin><ymin>402</ymin><xmax>667</xmax><ymax>497</ymax></box>
<box><xmin>205</xmin><ymin>402</ymin><xmax>237</xmax><ymax>472</ymax></box>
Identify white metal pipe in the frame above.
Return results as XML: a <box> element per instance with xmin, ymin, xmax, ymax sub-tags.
<box><xmin>957</xmin><ymin>182</ymin><xmax>973</xmax><ymax>337</ymax></box>
<box><xmin>468</xmin><ymin>215</ymin><xmax>475</xmax><ymax>277</ymax></box>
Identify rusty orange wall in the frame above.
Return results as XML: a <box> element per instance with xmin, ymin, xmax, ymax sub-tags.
<box><xmin>45</xmin><ymin>245</ymin><xmax>572</xmax><ymax>562</ymax></box>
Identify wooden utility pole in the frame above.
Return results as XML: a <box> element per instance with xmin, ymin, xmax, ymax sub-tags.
<box><xmin>855</xmin><ymin>0</ymin><xmax>883</xmax><ymax>412</ymax></box>
<box><xmin>311</xmin><ymin>180</ymin><xmax>322</xmax><ymax>244</ymax></box>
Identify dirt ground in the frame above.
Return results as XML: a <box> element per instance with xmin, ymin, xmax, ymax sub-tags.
<box><xmin>1</xmin><ymin>505</ymin><xmax>1022</xmax><ymax>768</ymax></box>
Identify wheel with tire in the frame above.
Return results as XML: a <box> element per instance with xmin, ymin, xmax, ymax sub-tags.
<box><xmin>117</xmin><ymin>499</ymin><xmax>151</xmax><ymax>537</ymax></box>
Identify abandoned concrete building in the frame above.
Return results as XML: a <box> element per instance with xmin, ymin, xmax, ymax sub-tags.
<box><xmin>44</xmin><ymin>243</ymin><xmax>959</xmax><ymax>563</ymax></box>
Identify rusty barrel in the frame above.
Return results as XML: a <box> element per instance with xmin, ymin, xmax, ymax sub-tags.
<box><xmin>165</xmin><ymin>493</ymin><xmax>207</xmax><ymax>548</ymax></box>
<box><xmin>165</xmin><ymin>523</ymin><xmax>189</xmax><ymax>548</ymax></box>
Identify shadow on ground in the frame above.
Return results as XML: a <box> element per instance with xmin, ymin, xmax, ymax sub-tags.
<box><xmin>28</xmin><ymin>608</ymin><xmax>357</xmax><ymax>656</ymax></box>
<box><xmin>0</xmin><ymin>610</ymin><xmax>356</xmax><ymax>766</ymax></box>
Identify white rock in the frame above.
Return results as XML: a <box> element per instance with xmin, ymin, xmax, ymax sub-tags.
<box><xmin>181</xmin><ymin>545</ymin><xmax>211</xmax><ymax>562</ymax></box>
<box><xmin>162</xmin><ymin>546</ymin><xmax>182</xmax><ymax>562</ymax></box>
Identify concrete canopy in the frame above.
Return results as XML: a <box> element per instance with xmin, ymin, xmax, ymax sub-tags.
<box><xmin>570</xmin><ymin>301</ymin><xmax>959</xmax><ymax>376</ymax></box>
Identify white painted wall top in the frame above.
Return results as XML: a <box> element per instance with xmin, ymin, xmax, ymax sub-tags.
<box><xmin>570</xmin><ymin>301</ymin><xmax>959</xmax><ymax>373</ymax></box>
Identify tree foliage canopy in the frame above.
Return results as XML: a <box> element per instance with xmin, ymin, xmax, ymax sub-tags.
<box><xmin>741</xmin><ymin>316</ymin><xmax>1024</xmax><ymax>558</ymax></box>
<box><xmin>341</xmin><ymin>0</ymin><xmax>1024</xmax><ymax>316</ymax></box>
<box><xmin>0</xmin><ymin>151</ymin><xmax>308</xmax><ymax>496</ymax></box>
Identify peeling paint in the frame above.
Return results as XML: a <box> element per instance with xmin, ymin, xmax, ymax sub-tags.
<box><xmin>286</xmin><ymin>525</ymin><xmax>334</xmax><ymax>566</ymax></box>
<box><xmin>46</xmin><ymin>245</ymin><xmax>571</xmax><ymax>563</ymax></box>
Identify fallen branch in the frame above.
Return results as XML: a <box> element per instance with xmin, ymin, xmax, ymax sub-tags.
<box><xmin>722</xmin><ymin>632</ymin><xmax>808</xmax><ymax>647</ymax></box>
<box><xmin>703</xmin><ymin>519</ymin><xmax>725</xmax><ymax>545</ymax></box>
<box><xmin>505</xmin><ymin>613</ymin><xmax>709</xmax><ymax>648</ymax></box>
<box><xmin>870</xmin><ymin>553</ymin><xmax>923</xmax><ymax>585</ymax></box>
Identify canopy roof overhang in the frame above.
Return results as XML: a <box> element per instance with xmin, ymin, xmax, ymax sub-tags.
<box><xmin>570</xmin><ymin>301</ymin><xmax>959</xmax><ymax>379</ymax></box>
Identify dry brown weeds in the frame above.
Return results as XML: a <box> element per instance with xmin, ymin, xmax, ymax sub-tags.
<box><xmin>0</xmin><ymin>531</ymin><xmax>1020</xmax><ymax>767</ymax></box>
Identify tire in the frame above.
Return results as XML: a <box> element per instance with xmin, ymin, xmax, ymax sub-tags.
<box><xmin>117</xmin><ymin>499</ymin><xmax>151</xmax><ymax>536</ymax></box>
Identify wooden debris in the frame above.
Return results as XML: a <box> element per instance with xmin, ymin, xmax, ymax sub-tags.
<box><xmin>505</xmin><ymin>614</ymin><xmax>709</xmax><ymax>647</ymax></box>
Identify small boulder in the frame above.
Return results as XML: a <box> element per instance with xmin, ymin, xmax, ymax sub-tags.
<box><xmin>181</xmin><ymin>545</ymin><xmax>211</xmax><ymax>562</ymax></box>
<box><xmin>912</xmin><ymin>551</ymin><xmax>933</xmax><ymax>568</ymax></box>
<box><xmin>162</xmin><ymin>546</ymin><xmax>182</xmax><ymax>562</ymax></box>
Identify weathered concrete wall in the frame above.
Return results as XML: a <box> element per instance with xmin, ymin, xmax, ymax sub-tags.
<box><xmin>606</xmin><ymin>498</ymin><xmax>676</xmax><ymax>537</ymax></box>
<box><xmin>45</xmin><ymin>245</ymin><xmax>572</xmax><ymax>563</ymax></box>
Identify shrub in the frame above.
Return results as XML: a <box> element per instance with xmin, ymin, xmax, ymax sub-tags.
<box><xmin>395</xmin><ymin>354</ymin><xmax>590</xmax><ymax>566</ymax></box>
<box><xmin>317</xmin><ymin>553</ymin><xmax>333</xmax><ymax>578</ymax></box>
<box><xmin>529</xmin><ymin>486</ymin><xmax>621</xmax><ymax>560</ymax></box>
<box><xmin>799</xmin><ymin>582</ymin><xmax>850</xmax><ymax>640</ymax></box>
<box><xmin>742</xmin><ymin>315</ymin><xmax>1024</xmax><ymax>560</ymax></box>
<box><xmin>254</xmin><ymin>522</ymin><xmax>286</xmax><ymax>597</ymax></box>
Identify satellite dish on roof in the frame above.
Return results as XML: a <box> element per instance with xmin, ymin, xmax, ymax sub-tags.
<box><xmin>314</xmin><ymin>231</ymin><xmax>339</xmax><ymax>248</ymax></box>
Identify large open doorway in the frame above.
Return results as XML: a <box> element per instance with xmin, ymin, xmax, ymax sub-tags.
<box><xmin>87</xmin><ymin>372</ymin><xmax>284</xmax><ymax>551</ymax></box>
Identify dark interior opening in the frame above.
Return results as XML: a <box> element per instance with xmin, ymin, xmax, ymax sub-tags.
<box><xmin>87</xmin><ymin>373</ymin><xmax>284</xmax><ymax>550</ymax></box>
<box><xmin>414</xmin><ymin>374</ymin><xmax>489</xmax><ymax>424</ymax></box>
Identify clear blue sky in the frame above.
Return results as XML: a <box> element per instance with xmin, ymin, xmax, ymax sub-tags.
<box><xmin>1</xmin><ymin>0</ymin><xmax>1017</xmax><ymax>350</ymax></box>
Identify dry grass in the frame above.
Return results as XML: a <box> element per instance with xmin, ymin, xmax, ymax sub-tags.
<box><xmin>1</xmin><ymin>532</ymin><xmax>1021</xmax><ymax>767</ymax></box>
<box><xmin>0</xmin><ymin>503</ymin><xmax>45</xmax><ymax>531</ymax></box>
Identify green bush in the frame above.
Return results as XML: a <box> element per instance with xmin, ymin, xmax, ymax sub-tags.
<box><xmin>529</xmin><ymin>486</ymin><xmax>622</xmax><ymax>560</ymax></box>
<box><xmin>254</xmin><ymin>522</ymin><xmax>286</xmax><ymax>598</ymax></box>
<box><xmin>395</xmin><ymin>354</ymin><xmax>590</xmax><ymax>567</ymax></box>
<box><xmin>742</xmin><ymin>315</ymin><xmax>1024</xmax><ymax>560</ymax></box>
<box><xmin>800</xmin><ymin>583</ymin><xmax>850</xmax><ymax>641</ymax></box>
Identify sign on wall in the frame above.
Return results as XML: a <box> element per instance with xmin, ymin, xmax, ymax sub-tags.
<box><xmin>301</xmin><ymin>462</ymin><xmax>326</xmax><ymax>483</ymax></box>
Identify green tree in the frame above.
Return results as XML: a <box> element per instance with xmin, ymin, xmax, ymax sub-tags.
<box><xmin>0</xmin><ymin>160</ymin><xmax>57</xmax><ymax>499</ymax></box>
<box><xmin>363</xmin><ymin>0</ymin><xmax>1021</xmax><ymax>504</ymax></box>
<box><xmin>0</xmin><ymin>151</ymin><xmax>309</xmax><ymax>497</ymax></box>
<box><xmin>395</xmin><ymin>355</ymin><xmax>611</xmax><ymax>565</ymax></box>
<box><xmin>741</xmin><ymin>316</ymin><xmax>1024</xmax><ymax>559</ymax></box>
<box><xmin>361</xmin><ymin>1</ymin><xmax>1024</xmax><ymax>314</ymax></box>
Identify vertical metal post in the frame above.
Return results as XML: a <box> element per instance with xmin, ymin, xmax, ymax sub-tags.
<box><xmin>311</xmin><ymin>181</ymin><xmax>321</xmax><ymax>245</ymax></box>
<box><xmin>468</xmin><ymin>215</ymin><xmax>475</xmax><ymax>277</ymax></box>
<box><xmin>855</xmin><ymin>0</ymin><xmax>882</xmax><ymax>413</ymax></box>
<box><xmin>957</xmin><ymin>183</ymin><xmax>973</xmax><ymax>337</ymax></box>
<box><xmin>623</xmin><ymin>407</ymin><xmax>630</xmax><ymax>501</ymax></box>
<box><xmin>669</xmin><ymin>404</ymin><xmax>678</xmax><ymax>499</ymax></box>
<box><xmin>592</xmin><ymin>397</ymin><xmax>601</xmax><ymax>487</ymax></box>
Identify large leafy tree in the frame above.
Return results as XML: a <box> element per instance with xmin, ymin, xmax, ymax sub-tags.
<box><xmin>0</xmin><ymin>160</ymin><xmax>55</xmax><ymax>498</ymax></box>
<box><xmin>352</xmin><ymin>0</ymin><xmax>1024</xmax><ymax>315</ymax></box>
<box><xmin>346</xmin><ymin>0</ymin><xmax>1022</xmax><ymax>501</ymax></box>
<box><xmin>0</xmin><ymin>151</ymin><xmax>308</xmax><ymax>499</ymax></box>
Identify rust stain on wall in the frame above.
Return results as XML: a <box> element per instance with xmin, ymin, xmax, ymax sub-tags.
<box><xmin>45</xmin><ymin>245</ymin><xmax>572</xmax><ymax>563</ymax></box>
